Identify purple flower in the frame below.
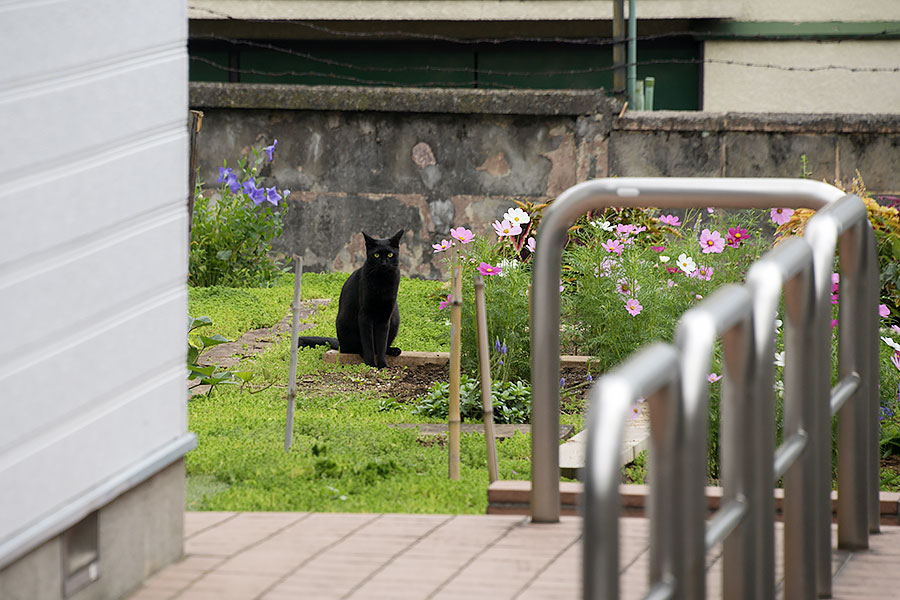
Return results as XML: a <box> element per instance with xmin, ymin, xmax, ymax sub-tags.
<box><xmin>560</xmin><ymin>378</ymin><xmax>566</xmax><ymax>388</ymax></box>
<box><xmin>243</xmin><ymin>178</ymin><xmax>258</xmax><ymax>195</ymax></box>
<box><xmin>771</xmin><ymin>208</ymin><xmax>794</xmax><ymax>225</ymax></box>
<box><xmin>501</xmin><ymin>343</ymin><xmax>507</xmax><ymax>355</ymax></box>
<box><xmin>217</xmin><ymin>166</ymin><xmax>234</xmax><ymax>183</ymax></box>
<box><xmin>699</xmin><ymin>229</ymin><xmax>725</xmax><ymax>254</ymax></box>
<box><xmin>438</xmin><ymin>294</ymin><xmax>451</xmax><ymax>310</ymax></box>
<box><xmin>879</xmin><ymin>304</ymin><xmax>890</xmax><ymax>318</ymax></box>
<box><xmin>264</xmin><ymin>139</ymin><xmax>278</xmax><ymax>161</ymax></box>
<box><xmin>586</xmin><ymin>373</ymin><xmax>593</xmax><ymax>383</ymax></box>
<box><xmin>249</xmin><ymin>186</ymin><xmax>267</xmax><ymax>206</ymax></box>
<box><xmin>494</xmin><ymin>338</ymin><xmax>502</xmax><ymax>352</ymax></box>
<box><xmin>264</xmin><ymin>186</ymin><xmax>281</xmax><ymax>206</ymax></box>
<box><xmin>478</xmin><ymin>262</ymin><xmax>502</xmax><ymax>276</ymax></box>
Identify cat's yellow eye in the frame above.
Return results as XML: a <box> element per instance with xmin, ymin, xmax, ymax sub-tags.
<box><xmin>388</xmin><ymin>252</ymin><xmax>394</xmax><ymax>258</ymax></box>
<box><xmin>374</xmin><ymin>253</ymin><xmax>380</xmax><ymax>258</ymax></box>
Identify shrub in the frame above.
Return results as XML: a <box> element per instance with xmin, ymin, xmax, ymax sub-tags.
<box><xmin>190</xmin><ymin>140</ymin><xmax>289</xmax><ymax>287</ymax></box>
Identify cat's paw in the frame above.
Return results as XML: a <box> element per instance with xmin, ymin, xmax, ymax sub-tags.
<box><xmin>386</xmin><ymin>347</ymin><xmax>401</xmax><ymax>357</ymax></box>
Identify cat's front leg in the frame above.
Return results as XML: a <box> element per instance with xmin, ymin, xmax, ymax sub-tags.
<box><xmin>358</xmin><ymin>315</ymin><xmax>377</xmax><ymax>367</ymax></box>
<box><xmin>372</xmin><ymin>321</ymin><xmax>390</xmax><ymax>368</ymax></box>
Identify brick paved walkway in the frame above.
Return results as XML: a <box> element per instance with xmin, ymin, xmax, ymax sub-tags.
<box><xmin>127</xmin><ymin>512</ymin><xmax>900</xmax><ymax>599</ymax></box>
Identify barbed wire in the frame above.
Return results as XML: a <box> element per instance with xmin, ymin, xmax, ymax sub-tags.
<box><xmin>189</xmin><ymin>37</ymin><xmax>900</xmax><ymax>81</ymax></box>
<box><xmin>188</xmin><ymin>5</ymin><xmax>900</xmax><ymax>45</ymax></box>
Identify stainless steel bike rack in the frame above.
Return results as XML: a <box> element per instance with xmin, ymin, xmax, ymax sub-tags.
<box><xmin>570</xmin><ymin>182</ymin><xmax>880</xmax><ymax>599</ymax></box>
<box><xmin>532</xmin><ymin>177</ymin><xmax>846</xmax><ymax>523</ymax></box>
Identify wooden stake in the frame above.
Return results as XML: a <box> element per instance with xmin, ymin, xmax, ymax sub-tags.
<box><xmin>448</xmin><ymin>266</ymin><xmax>462</xmax><ymax>480</ymax></box>
<box><xmin>474</xmin><ymin>273</ymin><xmax>500</xmax><ymax>483</ymax></box>
<box><xmin>187</xmin><ymin>110</ymin><xmax>203</xmax><ymax>239</ymax></box>
<box><xmin>285</xmin><ymin>256</ymin><xmax>303</xmax><ymax>452</ymax></box>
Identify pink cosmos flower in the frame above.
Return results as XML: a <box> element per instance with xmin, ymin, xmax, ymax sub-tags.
<box><xmin>616</xmin><ymin>224</ymin><xmax>636</xmax><ymax>235</ymax></box>
<box><xmin>632</xmin><ymin>226</ymin><xmax>647</xmax><ymax>234</ymax></box>
<box><xmin>892</xmin><ymin>351</ymin><xmax>900</xmax><ymax>372</ymax></box>
<box><xmin>432</xmin><ymin>239</ymin><xmax>453</xmax><ymax>253</ymax></box>
<box><xmin>659</xmin><ymin>214</ymin><xmax>681</xmax><ymax>226</ymax></box>
<box><xmin>831</xmin><ymin>319</ymin><xmax>838</xmax><ymax>329</ymax></box>
<box><xmin>526</xmin><ymin>237</ymin><xmax>536</xmax><ymax>253</ymax></box>
<box><xmin>667</xmin><ymin>279</ymin><xmax>676</xmax><ymax>288</ymax></box>
<box><xmin>893</xmin><ymin>325</ymin><xmax>900</xmax><ymax>336</ymax></box>
<box><xmin>879</xmin><ymin>304</ymin><xmax>890</xmax><ymax>318</ymax></box>
<box><xmin>650</xmin><ymin>245</ymin><xmax>666</xmax><ymax>252</ymax></box>
<box><xmin>601</xmin><ymin>239</ymin><xmax>624</xmax><ymax>255</ymax></box>
<box><xmin>630</xmin><ymin>402</ymin><xmax>642</xmax><ymax>420</ymax></box>
<box><xmin>771</xmin><ymin>208</ymin><xmax>794</xmax><ymax>225</ymax></box>
<box><xmin>699</xmin><ymin>229</ymin><xmax>725</xmax><ymax>254</ymax></box>
<box><xmin>616</xmin><ymin>278</ymin><xmax>640</xmax><ymax>296</ymax></box>
<box><xmin>492</xmin><ymin>220</ymin><xmax>522</xmax><ymax>238</ymax></box>
<box><xmin>597</xmin><ymin>258</ymin><xmax>616</xmax><ymax>277</ymax></box>
<box><xmin>625</xmin><ymin>298</ymin><xmax>643</xmax><ymax>316</ymax></box>
<box><xmin>692</xmin><ymin>265</ymin><xmax>714</xmax><ymax>281</ymax></box>
<box><xmin>706</xmin><ymin>207</ymin><xmax>715</xmax><ymax>214</ymax></box>
<box><xmin>450</xmin><ymin>227</ymin><xmax>475</xmax><ymax>244</ymax></box>
<box><xmin>727</xmin><ymin>227</ymin><xmax>749</xmax><ymax>248</ymax></box>
<box><xmin>707</xmin><ymin>373</ymin><xmax>722</xmax><ymax>383</ymax></box>
<box><xmin>478</xmin><ymin>262</ymin><xmax>502</xmax><ymax>276</ymax></box>
<box><xmin>438</xmin><ymin>294</ymin><xmax>452</xmax><ymax>310</ymax></box>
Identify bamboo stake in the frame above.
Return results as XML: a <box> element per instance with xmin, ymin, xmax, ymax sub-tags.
<box><xmin>448</xmin><ymin>265</ymin><xmax>462</xmax><ymax>480</ymax></box>
<box><xmin>473</xmin><ymin>273</ymin><xmax>500</xmax><ymax>482</ymax></box>
<box><xmin>285</xmin><ymin>256</ymin><xmax>303</xmax><ymax>452</ymax></box>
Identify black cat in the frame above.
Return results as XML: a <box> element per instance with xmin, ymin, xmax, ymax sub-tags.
<box><xmin>298</xmin><ymin>230</ymin><xmax>403</xmax><ymax>368</ymax></box>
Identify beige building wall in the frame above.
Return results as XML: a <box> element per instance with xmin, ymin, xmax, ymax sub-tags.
<box><xmin>704</xmin><ymin>40</ymin><xmax>900</xmax><ymax>113</ymax></box>
<box><xmin>734</xmin><ymin>0</ymin><xmax>900</xmax><ymax>21</ymax></box>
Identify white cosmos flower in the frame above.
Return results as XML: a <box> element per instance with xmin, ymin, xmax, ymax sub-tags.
<box><xmin>774</xmin><ymin>351</ymin><xmax>785</xmax><ymax>367</ymax></box>
<box><xmin>676</xmin><ymin>253</ymin><xmax>696</xmax><ymax>274</ymax></box>
<box><xmin>503</xmin><ymin>207</ymin><xmax>530</xmax><ymax>226</ymax></box>
<box><xmin>659</xmin><ymin>255</ymin><xmax>670</xmax><ymax>263</ymax></box>
<box><xmin>882</xmin><ymin>336</ymin><xmax>900</xmax><ymax>353</ymax></box>
<box><xmin>592</xmin><ymin>219</ymin><xmax>614</xmax><ymax>231</ymax></box>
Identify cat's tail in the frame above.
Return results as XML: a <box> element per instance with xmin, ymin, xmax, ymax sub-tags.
<box><xmin>297</xmin><ymin>336</ymin><xmax>339</xmax><ymax>350</ymax></box>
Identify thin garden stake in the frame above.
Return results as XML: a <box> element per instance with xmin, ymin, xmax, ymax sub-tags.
<box><xmin>474</xmin><ymin>273</ymin><xmax>500</xmax><ymax>482</ymax></box>
<box><xmin>285</xmin><ymin>256</ymin><xmax>303</xmax><ymax>452</ymax></box>
<box><xmin>448</xmin><ymin>266</ymin><xmax>462</xmax><ymax>480</ymax></box>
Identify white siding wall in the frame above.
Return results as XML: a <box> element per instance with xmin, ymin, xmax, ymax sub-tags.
<box><xmin>0</xmin><ymin>0</ymin><xmax>189</xmax><ymax>550</ymax></box>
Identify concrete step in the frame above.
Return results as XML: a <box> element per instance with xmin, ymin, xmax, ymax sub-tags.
<box><xmin>559</xmin><ymin>400</ymin><xmax>650</xmax><ymax>480</ymax></box>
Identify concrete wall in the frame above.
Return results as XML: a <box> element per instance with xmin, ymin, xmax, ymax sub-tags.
<box><xmin>704</xmin><ymin>40</ymin><xmax>900</xmax><ymax>114</ymax></box>
<box><xmin>191</xmin><ymin>83</ymin><xmax>900</xmax><ymax>280</ymax></box>
<box><xmin>0</xmin><ymin>0</ymin><xmax>192</xmax><ymax>596</ymax></box>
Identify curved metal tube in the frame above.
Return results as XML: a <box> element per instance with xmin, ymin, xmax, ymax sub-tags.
<box><xmin>531</xmin><ymin>177</ymin><xmax>845</xmax><ymax>522</ymax></box>
<box><xmin>583</xmin><ymin>342</ymin><xmax>680</xmax><ymax>600</ymax></box>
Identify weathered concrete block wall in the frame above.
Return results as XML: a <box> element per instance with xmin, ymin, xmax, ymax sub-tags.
<box><xmin>192</xmin><ymin>83</ymin><xmax>614</xmax><ymax>279</ymax></box>
<box><xmin>609</xmin><ymin>111</ymin><xmax>900</xmax><ymax>193</ymax></box>
<box><xmin>191</xmin><ymin>83</ymin><xmax>900</xmax><ymax>280</ymax></box>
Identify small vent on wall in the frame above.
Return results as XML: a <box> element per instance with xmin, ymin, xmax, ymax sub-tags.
<box><xmin>62</xmin><ymin>511</ymin><xmax>100</xmax><ymax>598</ymax></box>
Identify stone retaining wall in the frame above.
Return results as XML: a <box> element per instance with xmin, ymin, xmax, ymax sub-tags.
<box><xmin>190</xmin><ymin>83</ymin><xmax>900</xmax><ymax>279</ymax></box>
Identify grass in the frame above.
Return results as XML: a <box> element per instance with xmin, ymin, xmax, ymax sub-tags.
<box><xmin>185</xmin><ymin>273</ymin><xmax>568</xmax><ymax>513</ymax></box>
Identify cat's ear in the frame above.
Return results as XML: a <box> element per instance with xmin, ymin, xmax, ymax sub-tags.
<box><xmin>362</xmin><ymin>232</ymin><xmax>376</xmax><ymax>247</ymax></box>
<box><xmin>390</xmin><ymin>229</ymin><xmax>404</xmax><ymax>245</ymax></box>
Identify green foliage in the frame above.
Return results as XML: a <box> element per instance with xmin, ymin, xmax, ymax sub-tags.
<box><xmin>187</xmin><ymin>315</ymin><xmax>253</xmax><ymax>392</ymax></box>
<box><xmin>189</xmin><ymin>143</ymin><xmax>288</xmax><ymax>287</ymax></box>
<box><xmin>188</xmin><ymin>277</ymin><xmax>295</xmax><ymax>340</ymax></box>
<box><xmin>622</xmin><ymin>450</ymin><xmax>648</xmax><ymax>484</ymax></box>
<box><xmin>413</xmin><ymin>376</ymin><xmax>532</xmax><ymax>424</ymax></box>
